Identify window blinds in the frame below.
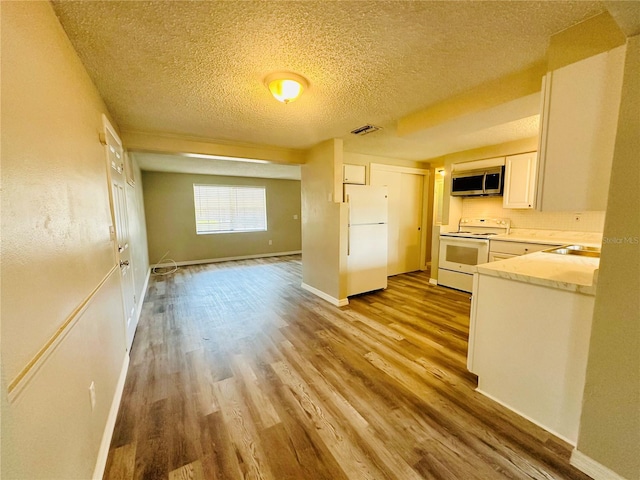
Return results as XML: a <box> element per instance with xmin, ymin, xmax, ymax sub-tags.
<box><xmin>193</xmin><ymin>185</ymin><xmax>267</xmax><ymax>234</ymax></box>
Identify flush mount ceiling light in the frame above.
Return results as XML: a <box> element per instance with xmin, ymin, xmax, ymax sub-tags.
<box><xmin>264</xmin><ymin>72</ymin><xmax>308</xmax><ymax>104</ymax></box>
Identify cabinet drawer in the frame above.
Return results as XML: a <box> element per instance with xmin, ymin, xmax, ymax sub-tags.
<box><xmin>489</xmin><ymin>252</ymin><xmax>517</xmax><ymax>262</ymax></box>
<box><xmin>490</xmin><ymin>240</ymin><xmax>560</xmax><ymax>256</ymax></box>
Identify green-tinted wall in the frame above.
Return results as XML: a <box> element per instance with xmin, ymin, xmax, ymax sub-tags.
<box><xmin>142</xmin><ymin>171</ymin><xmax>301</xmax><ymax>264</ymax></box>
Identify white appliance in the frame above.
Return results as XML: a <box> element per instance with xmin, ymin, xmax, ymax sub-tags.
<box><xmin>438</xmin><ymin>218</ymin><xmax>510</xmax><ymax>293</ymax></box>
<box><xmin>345</xmin><ymin>184</ymin><xmax>388</xmax><ymax>296</ymax></box>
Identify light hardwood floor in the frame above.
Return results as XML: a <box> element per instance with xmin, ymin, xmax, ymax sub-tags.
<box><xmin>104</xmin><ymin>255</ymin><xmax>591</xmax><ymax>480</ymax></box>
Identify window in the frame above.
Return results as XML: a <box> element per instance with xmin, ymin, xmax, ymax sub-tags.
<box><xmin>193</xmin><ymin>184</ymin><xmax>267</xmax><ymax>234</ymax></box>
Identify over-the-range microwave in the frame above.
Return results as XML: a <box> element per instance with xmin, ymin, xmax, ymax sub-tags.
<box><xmin>451</xmin><ymin>166</ymin><xmax>504</xmax><ymax>197</ymax></box>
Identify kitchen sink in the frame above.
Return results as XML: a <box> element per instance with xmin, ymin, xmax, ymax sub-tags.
<box><xmin>544</xmin><ymin>245</ymin><xmax>601</xmax><ymax>258</ymax></box>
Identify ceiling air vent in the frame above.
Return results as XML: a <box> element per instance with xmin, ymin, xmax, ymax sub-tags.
<box><xmin>350</xmin><ymin>124</ymin><xmax>382</xmax><ymax>136</ymax></box>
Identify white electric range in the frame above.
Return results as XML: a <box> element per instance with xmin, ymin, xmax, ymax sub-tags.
<box><xmin>438</xmin><ymin>218</ymin><xmax>511</xmax><ymax>293</ymax></box>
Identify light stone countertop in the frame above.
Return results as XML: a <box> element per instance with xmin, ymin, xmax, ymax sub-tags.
<box><xmin>491</xmin><ymin>229</ymin><xmax>603</xmax><ymax>247</ymax></box>
<box><xmin>476</xmin><ymin>250</ymin><xmax>599</xmax><ymax>296</ymax></box>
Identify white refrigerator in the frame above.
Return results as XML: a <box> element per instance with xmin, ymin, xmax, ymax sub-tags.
<box><xmin>344</xmin><ymin>184</ymin><xmax>388</xmax><ymax>296</ymax></box>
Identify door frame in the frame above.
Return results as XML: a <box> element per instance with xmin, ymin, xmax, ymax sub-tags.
<box><xmin>370</xmin><ymin>163</ymin><xmax>431</xmax><ymax>271</ymax></box>
<box><xmin>101</xmin><ymin>115</ymin><xmax>137</xmax><ymax>351</ymax></box>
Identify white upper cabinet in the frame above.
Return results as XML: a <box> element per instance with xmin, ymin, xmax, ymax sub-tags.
<box><xmin>503</xmin><ymin>152</ymin><xmax>537</xmax><ymax>209</ymax></box>
<box><xmin>536</xmin><ymin>45</ymin><xmax>626</xmax><ymax>212</ymax></box>
<box><xmin>343</xmin><ymin>164</ymin><xmax>366</xmax><ymax>184</ymax></box>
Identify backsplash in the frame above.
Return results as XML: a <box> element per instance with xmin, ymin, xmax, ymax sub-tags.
<box><xmin>461</xmin><ymin>197</ymin><xmax>605</xmax><ymax>232</ymax></box>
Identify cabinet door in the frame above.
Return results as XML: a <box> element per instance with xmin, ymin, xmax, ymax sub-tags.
<box><xmin>343</xmin><ymin>164</ymin><xmax>366</xmax><ymax>185</ymax></box>
<box><xmin>503</xmin><ymin>152</ymin><xmax>537</xmax><ymax>209</ymax></box>
<box><xmin>371</xmin><ymin>168</ymin><xmax>424</xmax><ymax>275</ymax></box>
<box><xmin>537</xmin><ymin>45</ymin><xmax>626</xmax><ymax>211</ymax></box>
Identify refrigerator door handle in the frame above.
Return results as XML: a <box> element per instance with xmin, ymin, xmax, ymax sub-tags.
<box><xmin>347</xmin><ymin>196</ymin><xmax>351</xmax><ymax>256</ymax></box>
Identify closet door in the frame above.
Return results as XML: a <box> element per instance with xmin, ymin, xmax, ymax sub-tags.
<box><xmin>371</xmin><ymin>168</ymin><xmax>424</xmax><ymax>276</ymax></box>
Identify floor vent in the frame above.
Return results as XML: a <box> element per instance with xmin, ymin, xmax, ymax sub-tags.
<box><xmin>350</xmin><ymin>124</ymin><xmax>382</xmax><ymax>136</ymax></box>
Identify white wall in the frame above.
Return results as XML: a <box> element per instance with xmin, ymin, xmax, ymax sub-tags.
<box><xmin>1</xmin><ymin>2</ymin><xmax>148</xmax><ymax>477</ymax></box>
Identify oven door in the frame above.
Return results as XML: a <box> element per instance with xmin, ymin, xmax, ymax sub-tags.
<box><xmin>439</xmin><ymin>236</ymin><xmax>490</xmax><ymax>274</ymax></box>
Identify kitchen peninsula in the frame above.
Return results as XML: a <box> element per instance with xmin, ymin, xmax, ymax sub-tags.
<box><xmin>467</xmin><ymin>243</ymin><xmax>600</xmax><ymax>444</ymax></box>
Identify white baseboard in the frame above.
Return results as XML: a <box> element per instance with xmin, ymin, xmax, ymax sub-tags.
<box><xmin>429</xmin><ymin>278</ymin><xmax>438</xmax><ymax>285</ymax></box>
<box><xmin>92</xmin><ymin>353</ymin><xmax>130</xmax><ymax>480</ymax></box>
<box><xmin>301</xmin><ymin>282</ymin><xmax>349</xmax><ymax>307</ymax></box>
<box><xmin>570</xmin><ymin>449</ymin><xmax>627</xmax><ymax>480</ymax></box>
<box><xmin>475</xmin><ymin>387</ymin><xmax>575</xmax><ymax>446</ymax></box>
<box><xmin>154</xmin><ymin>250</ymin><xmax>302</xmax><ymax>269</ymax></box>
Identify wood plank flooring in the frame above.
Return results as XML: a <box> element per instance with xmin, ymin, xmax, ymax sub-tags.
<box><xmin>104</xmin><ymin>255</ymin><xmax>591</xmax><ymax>480</ymax></box>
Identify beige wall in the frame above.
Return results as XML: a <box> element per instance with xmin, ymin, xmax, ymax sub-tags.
<box><xmin>142</xmin><ymin>171</ymin><xmax>301</xmax><ymax>264</ymax></box>
<box><xmin>398</xmin><ymin>64</ymin><xmax>545</xmax><ymax>137</ymax></box>
<box><xmin>576</xmin><ymin>34</ymin><xmax>640</xmax><ymax>480</ymax></box>
<box><xmin>301</xmin><ymin>139</ymin><xmax>347</xmax><ymax>302</ymax></box>
<box><xmin>548</xmin><ymin>11</ymin><xmax>626</xmax><ymax>71</ymax></box>
<box><xmin>343</xmin><ymin>151</ymin><xmax>428</xmax><ymax>184</ymax></box>
<box><xmin>127</xmin><ymin>160</ymin><xmax>151</xmax><ymax>307</ymax></box>
<box><xmin>430</xmin><ymin>136</ymin><xmax>539</xmax><ymax>227</ymax></box>
<box><xmin>1</xmin><ymin>2</ymin><xmax>149</xmax><ymax>478</ymax></box>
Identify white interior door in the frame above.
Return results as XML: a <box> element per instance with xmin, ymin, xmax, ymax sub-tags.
<box><xmin>371</xmin><ymin>167</ymin><xmax>424</xmax><ymax>276</ymax></box>
<box><xmin>104</xmin><ymin>120</ymin><xmax>137</xmax><ymax>351</ymax></box>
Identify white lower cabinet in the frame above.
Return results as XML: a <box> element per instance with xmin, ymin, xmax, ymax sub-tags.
<box><xmin>468</xmin><ymin>273</ymin><xmax>594</xmax><ymax>444</ymax></box>
<box><xmin>488</xmin><ymin>252</ymin><xmax>516</xmax><ymax>262</ymax></box>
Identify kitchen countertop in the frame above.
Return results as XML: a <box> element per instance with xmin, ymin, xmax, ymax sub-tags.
<box><xmin>476</xmin><ymin>250</ymin><xmax>599</xmax><ymax>296</ymax></box>
<box><xmin>491</xmin><ymin>228</ymin><xmax>602</xmax><ymax>247</ymax></box>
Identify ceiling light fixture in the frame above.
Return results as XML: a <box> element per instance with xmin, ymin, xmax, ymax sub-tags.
<box><xmin>264</xmin><ymin>72</ymin><xmax>308</xmax><ymax>104</ymax></box>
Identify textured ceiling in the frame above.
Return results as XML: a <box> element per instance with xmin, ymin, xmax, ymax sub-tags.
<box><xmin>52</xmin><ymin>1</ymin><xmax>621</xmax><ymax>163</ymax></box>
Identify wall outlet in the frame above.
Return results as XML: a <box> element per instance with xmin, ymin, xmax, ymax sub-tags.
<box><xmin>293</xmin><ymin>214</ymin><xmax>298</xmax><ymax>220</ymax></box>
<box><xmin>89</xmin><ymin>381</ymin><xmax>96</xmax><ymax>411</ymax></box>
<box><xmin>268</xmin><ymin>240</ymin><xmax>273</xmax><ymax>245</ymax></box>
